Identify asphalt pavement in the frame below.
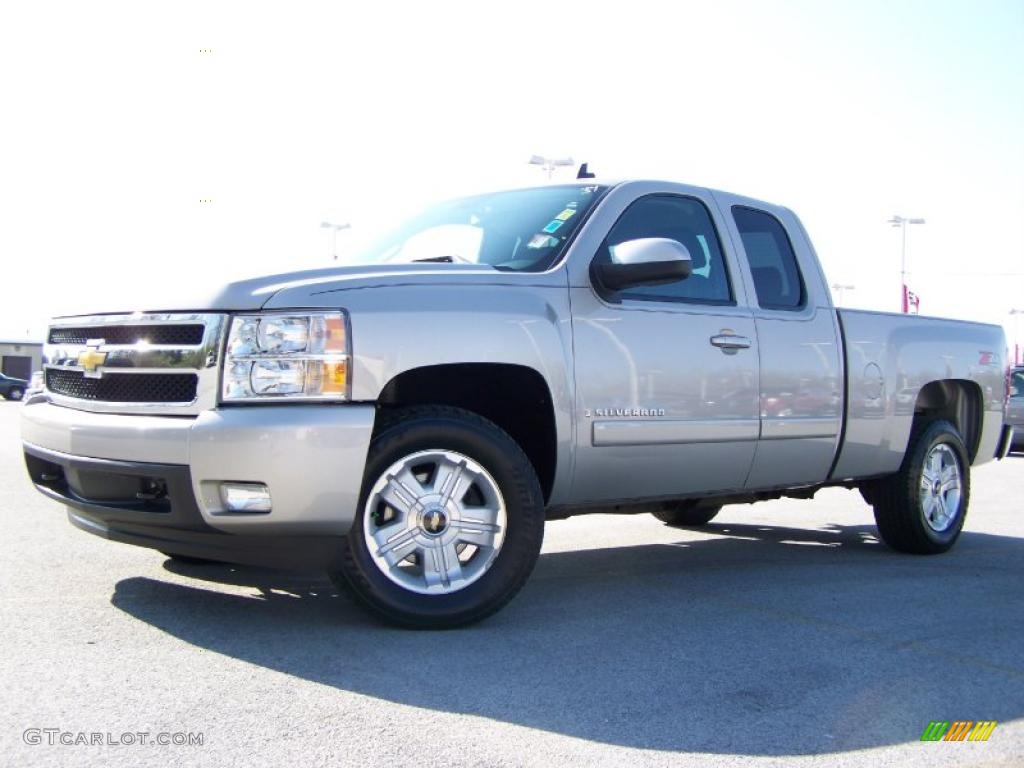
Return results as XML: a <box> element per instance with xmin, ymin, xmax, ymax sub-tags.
<box><xmin>1</xmin><ymin>400</ymin><xmax>1021</xmax><ymax>767</ymax></box>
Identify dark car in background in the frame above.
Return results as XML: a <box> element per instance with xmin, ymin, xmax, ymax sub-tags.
<box><xmin>0</xmin><ymin>373</ymin><xmax>28</xmax><ymax>401</ymax></box>
<box><xmin>1009</xmin><ymin>367</ymin><xmax>1024</xmax><ymax>453</ymax></box>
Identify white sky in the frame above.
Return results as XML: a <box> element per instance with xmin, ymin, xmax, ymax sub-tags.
<box><xmin>1</xmin><ymin>0</ymin><xmax>1022</xmax><ymax>356</ymax></box>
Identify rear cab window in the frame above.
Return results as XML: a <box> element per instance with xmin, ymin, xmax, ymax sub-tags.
<box><xmin>732</xmin><ymin>206</ymin><xmax>805</xmax><ymax>310</ymax></box>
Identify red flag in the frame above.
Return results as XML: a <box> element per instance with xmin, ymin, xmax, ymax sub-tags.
<box><xmin>902</xmin><ymin>284</ymin><xmax>920</xmax><ymax>314</ymax></box>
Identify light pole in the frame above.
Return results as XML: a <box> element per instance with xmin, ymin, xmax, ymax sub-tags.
<box><xmin>888</xmin><ymin>215</ymin><xmax>925</xmax><ymax>313</ymax></box>
<box><xmin>1011</xmin><ymin>309</ymin><xmax>1024</xmax><ymax>365</ymax></box>
<box><xmin>831</xmin><ymin>283</ymin><xmax>855</xmax><ymax>306</ymax></box>
<box><xmin>321</xmin><ymin>221</ymin><xmax>351</xmax><ymax>261</ymax></box>
<box><xmin>528</xmin><ymin>154</ymin><xmax>574</xmax><ymax>179</ymax></box>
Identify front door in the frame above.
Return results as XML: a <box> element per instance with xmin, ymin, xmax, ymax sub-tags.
<box><xmin>569</xmin><ymin>193</ymin><xmax>760</xmax><ymax>504</ymax></box>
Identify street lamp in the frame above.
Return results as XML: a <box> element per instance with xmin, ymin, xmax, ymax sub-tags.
<box><xmin>1011</xmin><ymin>309</ymin><xmax>1024</xmax><ymax>365</ymax></box>
<box><xmin>321</xmin><ymin>220</ymin><xmax>351</xmax><ymax>261</ymax></box>
<box><xmin>831</xmin><ymin>283</ymin><xmax>855</xmax><ymax>306</ymax></box>
<box><xmin>528</xmin><ymin>154</ymin><xmax>574</xmax><ymax>179</ymax></box>
<box><xmin>888</xmin><ymin>215</ymin><xmax>925</xmax><ymax>313</ymax></box>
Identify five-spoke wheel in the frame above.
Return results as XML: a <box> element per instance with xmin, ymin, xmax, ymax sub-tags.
<box><xmin>363</xmin><ymin>449</ymin><xmax>507</xmax><ymax>595</ymax></box>
<box><xmin>870</xmin><ymin>419</ymin><xmax>970</xmax><ymax>554</ymax></box>
<box><xmin>918</xmin><ymin>444</ymin><xmax>962</xmax><ymax>533</ymax></box>
<box><xmin>333</xmin><ymin>406</ymin><xmax>545</xmax><ymax>628</ymax></box>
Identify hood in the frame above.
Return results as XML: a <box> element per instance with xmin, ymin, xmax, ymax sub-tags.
<box><xmin>55</xmin><ymin>263</ymin><xmax>510</xmax><ymax>318</ymax></box>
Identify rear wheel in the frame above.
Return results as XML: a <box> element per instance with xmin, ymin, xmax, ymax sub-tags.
<box><xmin>6</xmin><ymin>387</ymin><xmax>24</xmax><ymax>401</ymax></box>
<box><xmin>332</xmin><ymin>406</ymin><xmax>545</xmax><ymax>628</ymax></box>
<box><xmin>870</xmin><ymin>419</ymin><xmax>969</xmax><ymax>554</ymax></box>
<box><xmin>653</xmin><ymin>500</ymin><xmax>722</xmax><ymax>527</ymax></box>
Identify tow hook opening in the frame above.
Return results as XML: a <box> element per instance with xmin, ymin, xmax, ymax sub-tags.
<box><xmin>136</xmin><ymin>478</ymin><xmax>169</xmax><ymax>502</ymax></box>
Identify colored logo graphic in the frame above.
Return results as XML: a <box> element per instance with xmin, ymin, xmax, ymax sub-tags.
<box><xmin>77</xmin><ymin>348</ymin><xmax>107</xmax><ymax>375</ymax></box>
<box><xmin>920</xmin><ymin>721</ymin><xmax>997</xmax><ymax>742</ymax></box>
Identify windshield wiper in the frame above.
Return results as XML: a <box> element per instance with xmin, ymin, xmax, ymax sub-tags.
<box><xmin>410</xmin><ymin>255</ymin><xmax>455</xmax><ymax>263</ymax></box>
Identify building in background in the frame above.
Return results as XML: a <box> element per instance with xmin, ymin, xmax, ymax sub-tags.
<box><xmin>0</xmin><ymin>340</ymin><xmax>44</xmax><ymax>380</ymax></box>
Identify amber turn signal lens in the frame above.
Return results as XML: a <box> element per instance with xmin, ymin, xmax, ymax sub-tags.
<box><xmin>318</xmin><ymin>360</ymin><xmax>348</xmax><ymax>394</ymax></box>
<box><xmin>322</xmin><ymin>316</ymin><xmax>347</xmax><ymax>353</ymax></box>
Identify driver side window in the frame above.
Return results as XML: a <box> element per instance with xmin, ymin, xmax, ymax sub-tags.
<box><xmin>596</xmin><ymin>194</ymin><xmax>733</xmax><ymax>304</ymax></box>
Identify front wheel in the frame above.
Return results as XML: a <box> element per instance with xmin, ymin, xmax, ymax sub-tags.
<box><xmin>870</xmin><ymin>419</ymin><xmax>970</xmax><ymax>554</ymax></box>
<box><xmin>332</xmin><ymin>406</ymin><xmax>545</xmax><ymax>628</ymax></box>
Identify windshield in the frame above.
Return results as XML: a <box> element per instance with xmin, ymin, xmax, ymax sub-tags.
<box><xmin>345</xmin><ymin>184</ymin><xmax>608</xmax><ymax>272</ymax></box>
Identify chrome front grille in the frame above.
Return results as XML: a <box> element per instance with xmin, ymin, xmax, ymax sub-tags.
<box><xmin>46</xmin><ymin>369</ymin><xmax>199</xmax><ymax>403</ymax></box>
<box><xmin>44</xmin><ymin>313</ymin><xmax>227</xmax><ymax>415</ymax></box>
<box><xmin>48</xmin><ymin>324</ymin><xmax>205</xmax><ymax>346</ymax></box>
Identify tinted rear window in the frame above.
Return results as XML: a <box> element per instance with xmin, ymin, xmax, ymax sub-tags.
<box><xmin>732</xmin><ymin>206</ymin><xmax>805</xmax><ymax>310</ymax></box>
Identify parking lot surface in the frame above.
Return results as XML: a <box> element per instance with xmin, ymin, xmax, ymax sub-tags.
<box><xmin>1</xmin><ymin>400</ymin><xmax>1021</xmax><ymax>767</ymax></box>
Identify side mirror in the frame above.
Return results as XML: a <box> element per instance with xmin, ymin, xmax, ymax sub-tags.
<box><xmin>593</xmin><ymin>238</ymin><xmax>693</xmax><ymax>292</ymax></box>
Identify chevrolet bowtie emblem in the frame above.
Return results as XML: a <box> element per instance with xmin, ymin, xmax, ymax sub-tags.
<box><xmin>77</xmin><ymin>347</ymin><xmax>107</xmax><ymax>378</ymax></box>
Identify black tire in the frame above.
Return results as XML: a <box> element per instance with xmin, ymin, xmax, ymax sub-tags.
<box><xmin>160</xmin><ymin>551</ymin><xmax>222</xmax><ymax>565</ymax></box>
<box><xmin>871</xmin><ymin>419</ymin><xmax>970</xmax><ymax>554</ymax></box>
<box><xmin>332</xmin><ymin>405</ymin><xmax>545</xmax><ymax>629</ymax></box>
<box><xmin>653</xmin><ymin>501</ymin><xmax>722</xmax><ymax>527</ymax></box>
<box><xmin>6</xmin><ymin>387</ymin><xmax>24</xmax><ymax>401</ymax></box>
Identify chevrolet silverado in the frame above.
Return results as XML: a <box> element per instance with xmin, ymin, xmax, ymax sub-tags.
<box><xmin>21</xmin><ymin>180</ymin><xmax>1015</xmax><ymax>627</ymax></box>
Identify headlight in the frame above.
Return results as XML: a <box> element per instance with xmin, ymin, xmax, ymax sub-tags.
<box><xmin>222</xmin><ymin>312</ymin><xmax>349</xmax><ymax>401</ymax></box>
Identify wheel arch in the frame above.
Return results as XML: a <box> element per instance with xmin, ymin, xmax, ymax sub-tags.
<box><xmin>376</xmin><ymin>363</ymin><xmax>558</xmax><ymax>502</ymax></box>
<box><xmin>913</xmin><ymin>379</ymin><xmax>983</xmax><ymax>463</ymax></box>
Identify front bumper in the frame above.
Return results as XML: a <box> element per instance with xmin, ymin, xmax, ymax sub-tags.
<box><xmin>21</xmin><ymin>400</ymin><xmax>376</xmax><ymax>566</ymax></box>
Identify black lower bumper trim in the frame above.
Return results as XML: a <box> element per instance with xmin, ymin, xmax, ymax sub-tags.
<box><xmin>24</xmin><ymin>443</ymin><xmax>211</xmax><ymax>530</ymax></box>
<box><xmin>25</xmin><ymin>444</ymin><xmax>346</xmax><ymax>570</ymax></box>
<box><xmin>68</xmin><ymin>510</ymin><xmax>346</xmax><ymax>570</ymax></box>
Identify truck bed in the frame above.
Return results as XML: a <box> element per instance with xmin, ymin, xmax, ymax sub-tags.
<box><xmin>831</xmin><ymin>309</ymin><xmax>1006</xmax><ymax>480</ymax></box>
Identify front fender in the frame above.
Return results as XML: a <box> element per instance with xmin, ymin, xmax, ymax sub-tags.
<box><xmin>272</xmin><ymin>281</ymin><xmax>577</xmax><ymax>504</ymax></box>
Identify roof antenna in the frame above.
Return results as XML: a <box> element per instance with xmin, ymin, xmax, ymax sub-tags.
<box><xmin>576</xmin><ymin>162</ymin><xmax>595</xmax><ymax>179</ymax></box>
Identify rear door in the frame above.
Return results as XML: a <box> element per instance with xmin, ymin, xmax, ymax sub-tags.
<box><xmin>714</xmin><ymin>196</ymin><xmax>843</xmax><ymax>489</ymax></box>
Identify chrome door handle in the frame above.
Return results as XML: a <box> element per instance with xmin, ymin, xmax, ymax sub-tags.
<box><xmin>710</xmin><ymin>334</ymin><xmax>752</xmax><ymax>350</ymax></box>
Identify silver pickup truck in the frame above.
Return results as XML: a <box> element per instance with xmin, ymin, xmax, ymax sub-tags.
<box><xmin>21</xmin><ymin>180</ymin><xmax>1015</xmax><ymax>627</ymax></box>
